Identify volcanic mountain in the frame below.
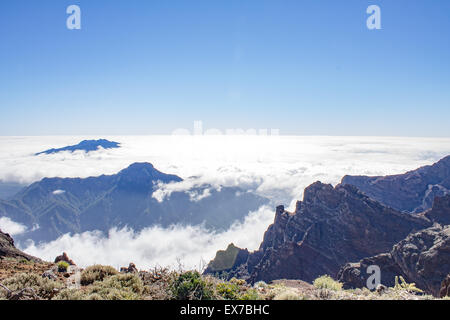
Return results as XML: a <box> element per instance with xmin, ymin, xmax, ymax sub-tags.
<box><xmin>0</xmin><ymin>163</ymin><xmax>268</xmax><ymax>243</ymax></box>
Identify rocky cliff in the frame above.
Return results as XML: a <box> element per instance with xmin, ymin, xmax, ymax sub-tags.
<box><xmin>206</xmin><ymin>182</ymin><xmax>431</xmax><ymax>284</ymax></box>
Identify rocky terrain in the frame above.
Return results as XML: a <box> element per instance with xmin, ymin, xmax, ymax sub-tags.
<box><xmin>206</xmin><ymin>182</ymin><xmax>431</xmax><ymax>284</ymax></box>
<box><xmin>205</xmin><ymin>157</ymin><xmax>450</xmax><ymax>297</ymax></box>
<box><xmin>1</xmin><ymin>234</ymin><xmax>448</xmax><ymax>300</ymax></box>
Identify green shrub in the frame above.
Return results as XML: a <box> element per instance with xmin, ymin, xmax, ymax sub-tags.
<box><xmin>57</xmin><ymin>261</ymin><xmax>70</xmax><ymax>272</ymax></box>
<box><xmin>1</xmin><ymin>273</ymin><xmax>62</xmax><ymax>300</ymax></box>
<box><xmin>239</xmin><ymin>288</ymin><xmax>261</xmax><ymax>300</ymax></box>
<box><xmin>171</xmin><ymin>271</ymin><xmax>215</xmax><ymax>300</ymax></box>
<box><xmin>80</xmin><ymin>265</ymin><xmax>118</xmax><ymax>286</ymax></box>
<box><xmin>216</xmin><ymin>282</ymin><xmax>240</xmax><ymax>300</ymax></box>
<box><xmin>313</xmin><ymin>275</ymin><xmax>343</xmax><ymax>291</ymax></box>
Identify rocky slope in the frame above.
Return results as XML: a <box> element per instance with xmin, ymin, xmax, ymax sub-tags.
<box><xmin>206</xmin><ymin>182</ymin><xmax>431</xmax><ymax>284</ymax></box>
<box><xmin>0</xmin><ymin>163</ymin><xmax>268</xmax><ymax>242</ymax></box>
<box><xmin>338</xmin><ymin>224</ymin><xmax>450</xmax><ymax>296</ymax></box>
<box><xmin>0</xmin><ymin>229</ymin><xmax>39</xmax><ymax>262</ymax></box>
<box><xmin>342</xmin><ymin>155</ymin><xmax>450</xmax><ymax>213</ymax></box>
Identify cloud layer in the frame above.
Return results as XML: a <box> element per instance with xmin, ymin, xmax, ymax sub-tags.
<box><xmin>0</xmin><ymin>135</ymin><xmax>449</xmax><ymax>269</ymax></box>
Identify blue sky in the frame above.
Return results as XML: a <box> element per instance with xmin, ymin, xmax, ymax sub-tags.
<box><xmin>0</xmin><ymin>0</ymin><xmax>449</xmax><ymax>136</ymax></box>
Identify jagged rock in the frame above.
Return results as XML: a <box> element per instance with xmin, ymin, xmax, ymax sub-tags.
<box><xmin>54</xmin><ymin>252</ymin><xmax>75</xmax><ymax>266</ymax></box>
<box><xmin>338</xmin><ymin>225</ymin><xmax>450</xmax><ymax>296</ymax></box>
<box><xmin>440</xmin><ymin>275</ymin><xmax>450</xmax><ymax>298</ymax></box>
<box><xmin>342</xmin><ymin>156</ymin><xmax>450</xmax><ymax>213</ymax></box>
<box><xmin>120</xmin><ymin>263</ymin><xmax>138</xmax><ymax>273</ymax></box>
<box><xmin>205</xmin><ymin>182</ymin><xmax>431</xmax><ymax>284</ymax></box>
<box><xmin>0</xmin><ymin>229</ymin><xmax>39</xmax><ymax>262</ymax></box>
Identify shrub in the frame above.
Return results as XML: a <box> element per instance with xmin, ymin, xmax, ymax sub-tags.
<box><xmin>313</xmin><ymin>275</ymin><xmax>343</xmax><ymax>291</ymax></box>
<box><xmin>273</xmin><ymin>289</ymin><xmax>303</xmax><ymax>300</ymax></box>
<box><xmin>88</xmin><ymin>274</ymin><xmax>145</xmax><ymax>300</ymax></box>
<box><xmin>0</xmin><ymin>273</ymin><xmax>62</xmax><ymax>300</ymax></box>
<box><xmin>393</xmin><ymin>276</ymin><xmax>423</xmax><ymax>294</ymax></box>
<box><xmin>80</xmin><ymin>265</ymin><xmax>118</xmax><ymax>286</ymax></box>
<box><xmin>57</xmin><ymin>261</ymin><xmax>70</xmax><ymax>272</ymax></box>
<box><xmin>171</xmin><ymin>271</ymin><xmax>215</xmax><ymax>300</ymax></box>
<box><xmin>239</xmin><ymin>288</ymin><xmax>261</xmax><ymax>300</ymax></box>
<box><xmin>216</xmin><ymin>282</ymin><xmax>240</xmax><ymax>300</ymax></box>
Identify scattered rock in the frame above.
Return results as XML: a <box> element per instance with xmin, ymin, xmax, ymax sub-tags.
<box><xmin>42</xmin><ymin>269</ymin><xmax>57</xmax><ymax>281</ymax></box>
<box><xmin>376</xmin><ymin>284</ymin><xmax>387</xmax><ymax>294</ymax></box>
<box><xmin>54</xmin><ymin>252</ymin><xmax>75</xmax><ymax>266</ymax></box>
<box><xmin>120</xmin><ymin>263</ymin><xmax>138</xmax><ymax>273</ymax></box>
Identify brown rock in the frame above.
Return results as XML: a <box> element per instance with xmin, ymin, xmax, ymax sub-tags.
<box><xmin>120</xmin><ymin>263</ymin><xmax>138</xmax><ymax>273</ymax></box>
<box><xmin>54</xmin><ymin>252</ymin><xmax>75</xmax><ymax>266</ymax></box>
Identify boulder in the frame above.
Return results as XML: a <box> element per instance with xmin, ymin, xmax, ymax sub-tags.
<box><xmin>54</xmin><ymin>252</ymin><xmax>76</xmax><ymax>266</ymax></box>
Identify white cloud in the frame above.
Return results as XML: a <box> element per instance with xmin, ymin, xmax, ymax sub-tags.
<box><xmin>52</xmin><ymin>189</ymin><xmax>65</xmax><ymax>195</ymax></box>
<box><xmin>22</xmin><ymin>205</ymin><xmax>274</xmax><ymax>270</ymax></box>
<box><xmin>0</xmin><ymin>217</ymin><xmax>28</xmax><ymax>236</ymax></box>
<box><xmin>1</xmin><ymin>135</ymin><xmax>450</xmax><ymax>268</ymax></box>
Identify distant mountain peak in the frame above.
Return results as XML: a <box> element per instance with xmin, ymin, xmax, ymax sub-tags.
<box><xmin>35</xmin><ymin>139</ymin><xmax>120</xmax><ymax>155</ymax></box>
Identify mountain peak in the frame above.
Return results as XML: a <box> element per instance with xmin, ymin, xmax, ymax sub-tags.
<box><xmin>35</xmin><ymin>139</ymin><xmax>120</xmax><ymax>155</ymax></box>
<box><xmin>117</xmin><ymin>162</ymin><xmax>182</xmax><ymax>192</ymax></box>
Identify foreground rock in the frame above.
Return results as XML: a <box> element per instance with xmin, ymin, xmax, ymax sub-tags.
<box><xmin>0</xmin><ymin>229</ymin><xmax>39</xmax><ymax>262</ymax></box>
<box><xmin>440</xmin><ymin>275</ymin><xmax>450</xmax><ymax>298</ymax></box>
<box><xmin>338</xmin><ymin>225</ymin><xmax>450</xmax><ymax>296</ymax></box>
<box><xmin>54</xmin><ymin>252</ymin><xmax>76</xmax><ymax>266</ymax></box>
<box><xmin>205</xmin><ymin>182</ymin><xmax>431</xmax><ymax>284</ymax></box>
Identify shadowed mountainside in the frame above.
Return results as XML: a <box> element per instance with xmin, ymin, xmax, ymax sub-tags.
<box><xmin>0</xmin><ymin>163</ymin><xmax>268</xmax><ymax>243</ymax></box>
<box><xmin>342</xmin><ymin>155</ymin><xmax>450</xmax><ymax>213</ymax></box>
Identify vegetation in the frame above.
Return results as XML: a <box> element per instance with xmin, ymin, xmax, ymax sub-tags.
<box><xmin>80</xmin><ymin>265</ymin><xmax>118</xmax><ymax>286</ymax></box>
<box><xmin>313</xmin><ymin>275</ymin><xmax>343</xmax><ymax>291</ymax></box>
<box><xmin>57</xmin><ymin>261</ymin><xmax>70</xmax><ymax>272</ymax></box>
<box><xmin>0</xmin><ymin>263</ymin><xmax>445</xmax><ymax>300</ymax></box>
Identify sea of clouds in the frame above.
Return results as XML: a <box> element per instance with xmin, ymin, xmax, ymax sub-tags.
<box><xmin>1</xmin><ymin>135</ymin><xmax>450</xmax><ymax>269</ymax></box>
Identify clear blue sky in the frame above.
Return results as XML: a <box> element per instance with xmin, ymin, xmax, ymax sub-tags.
<box><xmin>0</xmin><ymin>0</ymin><xmax>449</xmax><ymax>136</ymax></box>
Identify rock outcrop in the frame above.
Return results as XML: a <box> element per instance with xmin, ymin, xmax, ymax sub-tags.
<box><xmin>440</xmin><ymin>275</ymin><xmax>450</xmax><ymax>298</ymax></box>
<box><xmin>0</xmin><ymin>229</ymin><xmax>39</xmax><ymax>262</ymax></box>
<box><xmin>338</xmin><ymin>225</ymin><xmax>450</xmax><ymax>296</ymax></box>
<box><xmin>342</xmin><ymin>156</ymin><xmax>450</xmax><ymax>213</ymax></box>
<box><xmin>54</xmin><ymin>252</ymin><xmax>76</xmax><ymax>266</ymax></box>
<box><xmin>206</xmin><ymin>182</ymin><xmax>431</xmax><ymax>284</ymax></box>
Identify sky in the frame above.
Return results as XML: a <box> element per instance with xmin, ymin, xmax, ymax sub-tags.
<box><xmin>0</xmin><ymin>0</ymin><xmax>450</xmax><ymax>136</ymax></box>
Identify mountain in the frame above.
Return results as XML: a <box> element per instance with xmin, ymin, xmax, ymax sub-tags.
<box><xmin>35</xmin><ymin>139</ymin><xmax>120</xmax><ymax>155</ymax></box>
<box><xmin>0</xmin><ymin>229</ymin><xmax>39</xmax><ymax>262</ymax></box>
<box><xmin>342</xmin><ymin>156</ymin><xmax>450</xmax><ymax>213</ymax></box>
<box><xmin>205</xmin><ymin>182</ymin><xmax>431</xmax><ymax>284</ymax></box>
<box><xmin>0</xmin><ymin>163</ymin><xmax>268</xmax><ymax>243</ymax></box>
